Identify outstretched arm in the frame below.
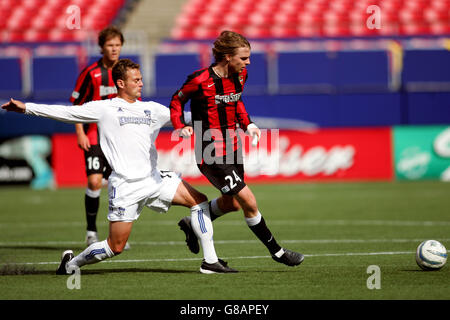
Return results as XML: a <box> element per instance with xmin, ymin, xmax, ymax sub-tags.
<box><xmin>2</xmin><ymin>99</ymin><xmax>101</xmax><ymax>124</ymax></box>
<box><xmin>1</xmin><ymin>98</ymin><xmax>26</xmax><ymax>113</ymax></box>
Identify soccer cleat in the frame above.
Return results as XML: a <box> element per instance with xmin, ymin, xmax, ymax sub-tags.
<box><xmin>178</xmin><ymin>216</ymin><xmax>200</xmax><ymax>254</ymax></box>
<box><xmin>56</xmin><ymin>250</ymin><xmax>74</xmax><ymax>275</ymax></box>
<box><xmin>86</xmin><ymin>231</ymin><xmax>99</xmax><ymax>246</ymax></box>
<box><xmin>272</xmin><ymin>249</ymin><xmax>304</xmax><ymax>267</ymax></box>
<box><xmin>200</xmin><ymin>259</ymin><xmax>239</xmax><ymax>274</ymax></box>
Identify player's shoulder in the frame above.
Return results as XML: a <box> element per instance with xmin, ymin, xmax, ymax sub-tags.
<box><xmin>79</xmin><ymin>60</ymin><xmax>101</xmax><ymax>77</ymax></box>
<box><xmin>139</xmin><ymin>100</ymin><xmax>169</xmax><ymax>117</ymax></box>
<box><xmin>187</xmin><ymin>67</ymin><xmax>210</xmax><ymax>83</ymax></box>
<box><xmin>140</xmin><ymin>100</ymin><xmax>167</xmax><ymax>111</ymax></box>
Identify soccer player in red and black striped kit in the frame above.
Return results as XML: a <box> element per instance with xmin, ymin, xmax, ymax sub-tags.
<box><xmin>71</xmin><ymin>26</ymin><xmax>128</xmax><ymax>247</ymax></box>
<box><xmin>170</xmin><ymin>31</ymin><xmax>304</xmax><ymax>267</ymax></box>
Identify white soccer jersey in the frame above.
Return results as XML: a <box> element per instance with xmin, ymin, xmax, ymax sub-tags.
<box><xmin>25</xmin><ymin>98</ymin><xmax>173</xmax><ymax>182</ymax></box>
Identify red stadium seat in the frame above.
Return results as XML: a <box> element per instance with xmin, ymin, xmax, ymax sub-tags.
<box><xmin>193</xmin><ymin>27</ymin><xmax>221</xmax><ymax>40</ymax></box>
<box><xmin>169</xmin><ymin>0</ymin><xmax>447</xmax><ymax>39</ymax></box>
<box><xmin>1</xmin><ymin>0</ymin><xmax>125</xmax><ymax>42</ymax></box>
<box><xmin>4</xmin><ymin>31</ymin><xmax>26</xmax><ymax>43</ymax></box>
<box><xmin>171</xmin><ymin>27</ymin><xmax>196</xmax><ymax>40</ymax></box>
<box><xmin>243</xmin><ymin>26</ymin><xmax>272</xmax><ymax>38</ymax></box>
<box><xmin>270</xmin><ymin>26</ymin><xmax>299</xmax><ymax>38</ymax></box>
<box><xmin>424</xmin><ymin>8</ymin><xmax>449</xmax><ymax>22</ymax></box>
<box><xmin>323</xmin><ymin>24</ymin><xmax>351</xmax><ymax>37</ymax></box>
<box><xmin>429</xmin><ymin>21</ymin><xmax>450</xmax><ymax>35</ymax></box>
<box><xmin>24</xmin><ymin>30</ymin><xmax>50</xmax><ymax>42</ymax></box>
<box><xmin>399</xmin><ymin>23</ymin><xmax>430</xmax><ymax>36</ymax></box>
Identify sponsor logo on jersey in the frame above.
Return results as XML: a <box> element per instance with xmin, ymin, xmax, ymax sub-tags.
<box><xmin>214</xmin><ymin>92</ymin><xmax>242</xmax><ymax>105</ymax></box>
<box><xmin>99</xmin><ymin>85</ymin><xmax>117</xmax><ymax>97</ymax></box>
<box><xmin>118</xmin><ymin>116</ymin><xmax>152</xmax><ymax>126</ymax></box>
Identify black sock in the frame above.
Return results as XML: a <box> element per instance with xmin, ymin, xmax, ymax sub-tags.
<box><xmin>85</xmin><ymin>194</ymin><xmax>99</xmax><ymax>232</ymax></box>
<box><xmin>249</xmin><ymin>216</ymin><xmax>282</xmax><ymax>255</ymax></box>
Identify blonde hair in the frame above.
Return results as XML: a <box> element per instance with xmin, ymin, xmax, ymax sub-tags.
<box><xmin>212</xmin><ymin>30</ymin><xmax>251</xmax><ymax>63</ymax></box>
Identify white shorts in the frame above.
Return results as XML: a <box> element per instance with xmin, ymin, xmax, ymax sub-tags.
<box><xmin>107</xmin><ymin>170</ymin><xmax>182</xmax><ymax>222</ymax></box>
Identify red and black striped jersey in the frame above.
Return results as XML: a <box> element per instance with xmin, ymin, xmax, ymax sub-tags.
<box><xmin>70</xmin><ymin>59</ymin><xmax>118</xmax><ymax>145</ymax></box>
<box><xmin>170</xmin><ymin>64</ymin><xmax>252</xmax><ymax>157</ymax></box>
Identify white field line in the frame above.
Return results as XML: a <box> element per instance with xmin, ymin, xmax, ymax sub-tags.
<box><xmin>8</xmin><ymin>250</ymin><xmax>450</xmax><ymax>266</ymax></box>
<box><xmin>1</xmin><ymin>219</ymin><xmax>450</xmax><ymax>229</ymax></box>
<box><xmin>1</xmin><ymin>238</ymin><xmax>450</xmax><ymax>247</ymax></box>
<box><xmin>3</xmin><ymin>237</ymin><xmax>449</xmax><ymax>266</ymax></box>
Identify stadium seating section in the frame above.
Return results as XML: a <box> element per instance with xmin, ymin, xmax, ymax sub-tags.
<box><xmin>171</xmin><ymin>0</ymin><xmax>450</xmax><ymax>39</ymax></box>
<box><xmin>0</xmin><ymin>0</ymin><xmax>125</xmax><ymax>42</ymax></box>
<box><xmin>1</xmin><ymin>0</ymin><xmax>449</xmax><ymax>136</ymax></box>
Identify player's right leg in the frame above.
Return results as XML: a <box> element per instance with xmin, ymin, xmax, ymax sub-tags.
<box><xmin>172</xmin><ymin>180</ymin><xmax>238</xmax><ymax>273</ymax></box>
<box><xmin>56</xmin><ymin>222</ymin><xmax>131</xmax><ymax>275</ymax></box>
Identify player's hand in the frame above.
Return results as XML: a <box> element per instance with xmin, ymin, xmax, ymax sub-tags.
<box><xmin>247</xmin><ymin>123</ymin><xmax>260</xmax><ymax>146</ymax></box>
<box><xmin>1</xmin><ymin>98</ymin><xmax>26</xmax><ymax>113</ymax></box>
<box><xmin>180</xmin><ymin>126</ymin><xmax>193</xmax><ymax>139</ymax></box>
<box><xmin>77</xmin><ymin>133</ymin><xmax>91</xmax><ymax>151</ymax></box>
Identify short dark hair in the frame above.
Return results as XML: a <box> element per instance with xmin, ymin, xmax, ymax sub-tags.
<box><xmin>98</xmin><ymin>25</ymin><xmax>124</xmax><ymax>48</ymax></box>
<box><xmin>212</xmin><ymin>30</ymin><xmax>251</xmax><ymax>62</ymax></box>
<box><xmin>112</xmin><ymin>59</ymin><xmax>140</xmax><ymax>87</ymax></box>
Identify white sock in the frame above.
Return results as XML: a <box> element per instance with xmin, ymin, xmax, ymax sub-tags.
<box><xmin>274</xmin><ymin>248</ymin><xmax>285</xmax><ymax>258</ymax></box>
<box><xmin>68</xmin><ymin>239</ymin><xmax>115</xmax><ymax>268</ymax></box>
<box><xmin>210</xmin><ymin>198</ymin><xmax>224</xmax><ymax>217</ymax></box>
<box><xmin>245</xmin><ymin>211</ymin><xmax>262</xmax><ymax>227</ymax></box>
<box><xmin>190</xmin><ymin>201</ymin><xmax>218</xmax><ymax>264</ymax></box>
<box><xmin>86</xmin><ymin>188</ymin><xmax>101</xmax><ymax>198</ymax></box>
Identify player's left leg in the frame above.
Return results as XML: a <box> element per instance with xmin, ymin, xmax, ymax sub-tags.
<box><xmin>234</xmin><ymin>186</ymin><xmax>304</xmax><ymax>267</ymax></box>
<box><xmin>56</xmin><ymin>221</ymin><xmax>132</xmax><ymax>275</ymax></box>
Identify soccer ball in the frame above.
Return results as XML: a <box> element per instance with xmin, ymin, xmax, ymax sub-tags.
<box><xmin>415</xmin><ymin>240</ymin><xmax>447</xmax><ymax>271</ymax></box>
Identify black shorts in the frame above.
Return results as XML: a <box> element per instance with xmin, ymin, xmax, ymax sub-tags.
<box><xmin>198</xmin><ymin>152</ymin><xmax>246</xmax><ymax>195</ymax></box>
<box><xmin>84</xmin><ymin>144</ymin><xmax>112</xmax><ymax>178</ymax></box>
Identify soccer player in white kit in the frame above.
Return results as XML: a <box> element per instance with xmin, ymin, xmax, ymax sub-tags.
<box><xmin>1</xmin><ymin>59</ymin><xmax>237</xmax><ymax>274</ymax></box>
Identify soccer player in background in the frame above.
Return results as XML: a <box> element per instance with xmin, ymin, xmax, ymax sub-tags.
<box><xmin>71</xmin><ymin>26</ymin><xmax>126</xmax><ymax>246</ymax></box>
<box><xmin>2</xmin><ymin>59</ymin><xmax>237</xmax><ymax>274</ymax></box>
<box><xmin>170</xmin><ymin>30</ymin><xmax>304</xmax><ymax>267</ymax></box>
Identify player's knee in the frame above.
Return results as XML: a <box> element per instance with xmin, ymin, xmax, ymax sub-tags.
<box><xmin>87</xmin><ymin>173</ymin><xmax>104</xmax><ymax>189</ymax></box>
<box><xmin>87</xmin><ymin>180</ymin><xmax>103</xmax><ymax>191</ymax></box>
<box><xmin>109</xmin><ymin>243</ymin><xmax>125</xmax><ymax>255</ymax></box>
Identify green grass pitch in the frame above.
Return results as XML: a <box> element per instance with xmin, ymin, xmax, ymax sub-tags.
<box><xmin>0</xmin><ymin>181</ymin><xmax>449</xmax><ymax>300</ymax></box>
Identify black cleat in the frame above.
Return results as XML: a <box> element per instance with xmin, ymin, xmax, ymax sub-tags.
<box><xmin>56</xmin><ymin>250</ymin><xmax>74</xmax><ymax>275</ymax></box>
<box><xmin>178</xmin><ymin>216</ymin><xmax>200</xmax><ymax>254</ymax></box>
<box><xmin>200</xmin><ymin>259</ymin><xmax>239</xmax><ymax>274</ymax></box>
<box><xmin>272</xmin><ymin>249</ymin><xmax>304</xmax><ymax>267</ymax></box>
